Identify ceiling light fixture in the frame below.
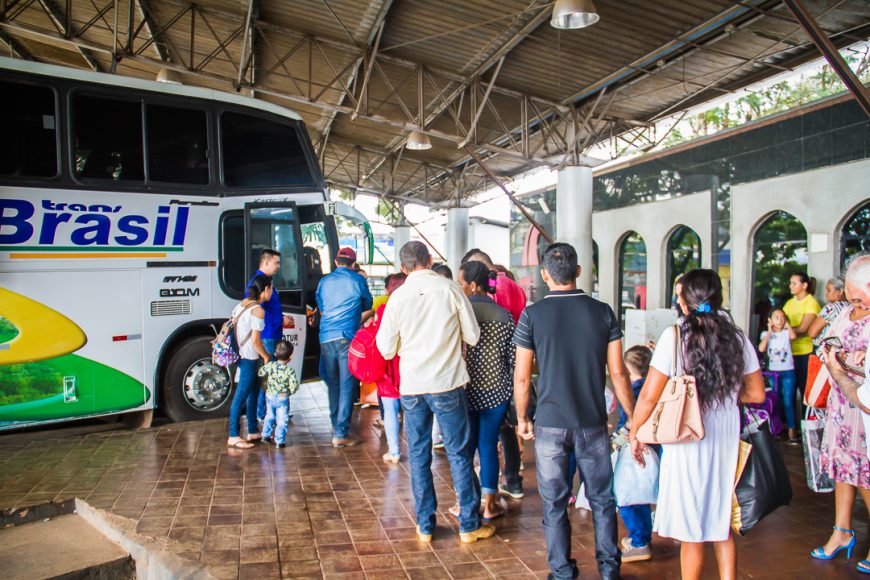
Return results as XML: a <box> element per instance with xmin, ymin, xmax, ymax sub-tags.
<box><xmin>550</xmin><ymin>0</ymin><xmax>600</xmax><ymax>29</ymax></box>
<box><xmin>406</xmin><ymin>129</ymin><xmax>432</xmax><ymax>151</ymax></box>
<box><xmin>156</xmin><ymin>68</ymin><xmax>183</xmax><ymax>84</ymax></box>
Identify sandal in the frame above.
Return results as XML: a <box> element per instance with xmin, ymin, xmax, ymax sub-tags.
<box><xmin>227</xmin><ymin>438</ymin><xmax>254</xmax><ymax>449</ymax></box>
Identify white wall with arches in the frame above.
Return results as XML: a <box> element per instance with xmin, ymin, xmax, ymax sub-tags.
<box><xmin>731</xmin><ymin>158</ymin><xmax>870</xmax><ymax>331</ymax></box>
<box><xmin>591</xmin><ymin>191</ymin><xmax>712</xmax><ymax>312</ymax></box>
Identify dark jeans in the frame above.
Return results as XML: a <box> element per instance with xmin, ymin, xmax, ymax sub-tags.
<box><xmin>256</xmin><ymin>338</ymin><xmax>277</xmax><ymax>419</ymax></box>
<box><xmin>500</xmin><ymin>421</ymin><xmax>523</xmax><ymax>490</ymax></box>
<box><xmin>229</xmin><ymin>358</ymin><xmax>260</xmax><ymax>438</ymax></box>
<box><xmin>320</xmin><ymin>338</ymin><xmax>355</xmax><ymax>438</ymax></box>
<box><xmin>401</xmin><ymin>388</ymin><xmax>482</xmax><ymax>534</ymax></box>
<box><xmin>469</xmin><ymin>401</ymin><xmax>509</xmax><ymax>495</ymax></box>
<box><xmin>794</xmin><ymin>354</ymin><xmax>810</xmax><ymax>416</ymax></box>
<box><xmin>535</xmin><ymin>425</ymin><xmax>620</xmax><ymax>580</ymax></box>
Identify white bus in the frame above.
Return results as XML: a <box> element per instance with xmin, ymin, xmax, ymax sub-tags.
<box><xmin>0</xmin><ymin>57</ymin><xmax>370</xmax><ymax>428</ymax></box>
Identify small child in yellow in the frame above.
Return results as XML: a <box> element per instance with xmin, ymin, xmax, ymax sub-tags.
<box><xmin>257</xmin><ymin>340</ymin><xmax>299</xmax><ymax>448</ymax></box>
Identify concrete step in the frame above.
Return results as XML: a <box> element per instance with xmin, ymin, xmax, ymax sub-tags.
<box><xmin>0</xmin><ymin>514</ymin><xmax>133</xmax><ymax>580</ymax></box>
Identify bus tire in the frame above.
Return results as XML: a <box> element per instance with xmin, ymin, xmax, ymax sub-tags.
<box><xmin>161</xmin><ymin>336</ymin><xmax>235</xmax><ymax>423</ymax></box>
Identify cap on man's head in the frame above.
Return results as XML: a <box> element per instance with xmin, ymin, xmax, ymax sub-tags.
<box><xmin>336</xmin><ymin>247</ymin><xmax>357</xmax><ymax>262</ymax></box>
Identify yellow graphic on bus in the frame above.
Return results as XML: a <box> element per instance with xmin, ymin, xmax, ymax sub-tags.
<box><xmin>0</xmin><ymin>288</ymin><xmax>87</xmax><ymax>365</ymax></box>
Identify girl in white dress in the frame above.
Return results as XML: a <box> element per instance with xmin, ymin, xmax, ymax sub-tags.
<box><xmin>629</xmin><ymin>269</ymin><xmax>766</xmax><ymax>580</ymax></box>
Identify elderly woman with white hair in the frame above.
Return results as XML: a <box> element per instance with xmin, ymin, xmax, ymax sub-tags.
<box><xmin>809</xmin><ymin>275</ymin><xmax>849</xmax><ymax>353</ymax></box>
<box><xmin>813</xmin><ymin>254</ymin><xmax>870</xmax><ymax>575</ymax></box>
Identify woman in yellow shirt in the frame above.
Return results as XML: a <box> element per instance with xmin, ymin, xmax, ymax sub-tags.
<box><xmin>783</xmin><ymin>272</ymin><xmax>821</xmax><ymax>410</ymax></box>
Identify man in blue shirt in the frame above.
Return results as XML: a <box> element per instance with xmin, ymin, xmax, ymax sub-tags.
<box><xmin>246</xmin><ymin>249</ymin><xmax>288</xmax><ymax>422</ymax></box>
<box><xmin>316</xmin><ymin>247</ymin><xmax>373</xmax><ymax>446</ymax></box>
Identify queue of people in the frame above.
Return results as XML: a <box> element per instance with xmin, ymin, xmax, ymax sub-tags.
<box><xmin>221</xmin><ymin>237</ymin><xmax>870</xmax><ymax>580</ymax></box>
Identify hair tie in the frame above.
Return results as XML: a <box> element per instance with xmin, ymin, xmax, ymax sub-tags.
<box><xmin>695</xmin><ymin>302</ymin><xmax>711</xmax><ymax>314</ymax></box>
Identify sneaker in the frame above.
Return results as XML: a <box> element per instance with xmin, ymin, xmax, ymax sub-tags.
<box><xmin>332</xmin><ymin>437</ymin><xmax>360</xmax><ymax>448</ymax></box>
<box><xmin>261</xmin><ymin>436</ymin><xmax>274</xmax><ymax>445</ymax></box>
<box><xmin>416</xmin><ymin>526</ymin><xmax>432</xmax><ymax>543</ymax></box>
<box><xmin>788</xmin><ymin>436</ymin><xmax>801</xmax><ymax>446</ymax></box>
<box><xmin>433</xmin><ymin>440</ymin><xmax>445</xmax><ymax>450</ymax></box>
<box><xmin>621</xmin><ymin>538</ymin><xmax>652</xmax><ymax>562</ymax></box>
<box><xmin>498</xmin><ymin>482</ymin><xmax>524</xmax><ymax>500</ymax></box>
<box><xmin>382</xmin><ymin>452</ymin><xmax>400</xmax><ymax>464</ymax></box>
<box><xmin>459</xmin><ymin>523</ymin><xmax>496</xmax><ymax>544</ymax></box>
<box><xmin>276</xmin><ymin>442</ymin><xmax>286</xmax><ymax>449</ymax></box>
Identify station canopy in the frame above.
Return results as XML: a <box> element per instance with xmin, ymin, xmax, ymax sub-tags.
<box><xmin>1</xmin><ymin>0</ymin><xmax>868</xmax><ymax>207</ymax></box>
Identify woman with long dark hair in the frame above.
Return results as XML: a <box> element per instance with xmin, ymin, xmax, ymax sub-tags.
<box><xmin>630</xmin><ymin>269</ymin><xmax>765</xmax><ymax>579</ymax></box>
<box><xmin>227</xmin><ymin>274</ymin><xmax>273</xmax><ymax>450</ymax></box>
<box><xmin>456</xmin><ymin>260</ymin><xmax>515</xmax><ymax>519</ymax></box>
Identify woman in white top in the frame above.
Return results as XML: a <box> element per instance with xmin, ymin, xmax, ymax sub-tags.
<box><xmin>227</xmin><ymin>274</ymin><xmax>273</xmax><ymax>450</ymax></box>
<box><xmin>629</xmin><ymin>269</ymin><xmax>765</xmax><ymax>580</ymax></box>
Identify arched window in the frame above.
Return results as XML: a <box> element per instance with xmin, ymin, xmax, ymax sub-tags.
<box><xmin>666</xmin><ymin>226</ymin><xmax>702</xmax><ymax>307</ymax></box>
<box><xmin>618</xmin><ymin>232</ymin><xmax>647</xmax><ymax>326</ymax></box>
<box><xmin>840</xmin><ymin>202</ymin><xmax>870</xmax><ymax>270</ymax></box>
<box><xmin>751</xmin><ymin>210</ymin><xmax>808</xmax><ymax>340</ymax></box>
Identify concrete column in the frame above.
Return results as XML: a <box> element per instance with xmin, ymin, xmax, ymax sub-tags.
<box><xmin>445</xmin><ymin>207</ymin><xmax>469</xmax><ymax>274</ymax></box>
<box><xmin>646</xmin><ymin>240</ymin><xmax>665</xmax><ymax>310</ymax></box>
<box><xmin>556</xmin><ymin>165</ymin><xmax>594</xmax><ymax>293</ymax></box>
<box><xmin>393</xmin><ymin>226</ymin><xmax>411</xmax><ymax>271</ymax></box>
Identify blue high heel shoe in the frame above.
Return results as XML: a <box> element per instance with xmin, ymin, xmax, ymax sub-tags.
<box><xmin>858</xmin><ymin>560</ymin><xmax>870</xmax><ymax>575</ymax></box>
<box><xmin>810</xmin><ymin>526</ymin><xmax>855</xmax><ymax>560</ymax></box>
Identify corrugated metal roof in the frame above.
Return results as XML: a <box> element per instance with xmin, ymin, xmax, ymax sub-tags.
<box><xmin>0</xmin><ymin>0</ymin><xmax>867</xmax><ymax>205</ymax></box>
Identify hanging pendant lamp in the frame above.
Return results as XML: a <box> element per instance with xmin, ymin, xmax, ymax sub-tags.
<box><xmin>551</xmin><ymin>0</ymin><xmax>600</xmax><ymax>29</ymax></box>
<box><xmin>407</xmin><ymin>130</ymin><xmax>432</xmax><ymax>151</ymax></box>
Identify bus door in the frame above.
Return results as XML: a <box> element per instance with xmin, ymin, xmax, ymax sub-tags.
<box><xmin>244</xmin><ymin>203</ymin><xmax>307</xmax><ymax>380</ymax></box>
<box><xmin>297</xmin><ymin>204</ymin><xmax>337</xmax><ymax>379</ymax></box>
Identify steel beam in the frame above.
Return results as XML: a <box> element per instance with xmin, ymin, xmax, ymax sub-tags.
<box><xmin>36</xmin><ymin>0</ymin><xmax>102</xmax><ymax>71</ymax></box>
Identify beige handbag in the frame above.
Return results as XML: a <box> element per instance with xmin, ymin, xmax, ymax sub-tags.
<box><xmin>636</xmin><ymin>325</ymin><xmax>705</xmax><ymax>444</ymax></box>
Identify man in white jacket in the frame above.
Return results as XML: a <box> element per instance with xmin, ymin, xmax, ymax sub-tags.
<box><xmin>376</xmin><ymin>241</ymin><xmax>495</xmax><ymax>544</ymax></box>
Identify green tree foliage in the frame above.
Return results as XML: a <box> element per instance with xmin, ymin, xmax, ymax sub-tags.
<box><xmin>0</xmin><ymin>317</ymin><xmax>18</xmax><ymax>343</ymax></box>
<box><xmin>0</xmin><ymin>362</ymin><xmax>62</xmax><ymax>406</ymax></box>
<box><xmin>752</xmin><ymin>211</ymin><xmax>808</xmax><ymax>310</ymax></box>
<box><xmin>662</xmin><ymin>49</ymin><xmax>870</xmax><ymax>148</ymax></box>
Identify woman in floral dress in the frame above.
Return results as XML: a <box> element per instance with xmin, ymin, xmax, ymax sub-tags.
<box><xmin>812</xmin><ymin>299</ymin><xmax>870</xmax><ymax>568</ymax></box>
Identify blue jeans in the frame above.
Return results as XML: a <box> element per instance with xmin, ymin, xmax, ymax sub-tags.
<box><xmin>536</xmin><ymin>425</ymin><xmax>620</xmax><ymax>580</ymax></box>
<box><xmin>383</xmin><ymin>397</ymin><xmax>401</xmax><ymax>456</ymax></box>
<box><xmin>262</xmin><ymin>393</ymin><xmax>290</xmax><ymax>444</ymax></box>
<box><xmin>776</xmin><ymin>369</ymin><xmax>797</xmax><ymax>430</ymax></box>
<box><xmin>320</xmin><ymin>338</ymin><xmax>355</xmax><ymax>438</ymax></box>
<box><xmin>230</xmin><ymin>359</ymin><xmax>260</xmax><ymax>438</ymax></box>
<box><xmin>256</xmin><ymin>339</ymin><xmax>277</xmax><ymax>419</ymax></box>
<box><xmin>401</xmin><ymin>388</ymin><xmax>481</xmax><ymax>534</ymax></box>
<box><xmin>620</xmin><ymin>504</ymin><xmax>652</xmax><ymax>547</ymax></box>
<box><xmin>469</xmin><ymin>401</ymin><xmax>509</xmax><ymax>495</ymax></box>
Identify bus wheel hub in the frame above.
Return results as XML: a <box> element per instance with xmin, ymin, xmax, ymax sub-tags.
<box><xmin>182</xmin><ymin>359</ymin><xmax>231</xmax><ymax>412</ymax></box>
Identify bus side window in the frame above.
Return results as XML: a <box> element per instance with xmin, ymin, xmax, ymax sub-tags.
<box><xmin>146</xmin><ymin>104</ymin><xmax>209</xmax><ymax>185</ymax></box>
<box><xmin>73</xmin><ymin>95</ymin><xmax>144</xmax><ymax>182</ymax></box>
<box><xmin>0</xmin><ymin>80</ymin><xmax>58</xmax><ymax>178</ymax></box>
<box><xmin>220</xmin><ymin>111</ymin><xmax>316</xmax><ymax>188</ymax></box>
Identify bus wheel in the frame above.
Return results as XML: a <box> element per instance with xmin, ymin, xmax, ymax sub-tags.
<box><xmin>162</xmin><ymin>336</ymin><xmax>234</xmax><ymax>423</ymax></box>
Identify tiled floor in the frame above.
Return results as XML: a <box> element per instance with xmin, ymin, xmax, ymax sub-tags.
<box><xmin>0</xmin><ymin>382</ymin><xmax>867</xmax><ymax>579</ymax></box>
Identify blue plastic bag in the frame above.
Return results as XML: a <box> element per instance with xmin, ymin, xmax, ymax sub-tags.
<box><xmin>612</xmin><ymin>445</ymin><xmax>660</xmax><ymax>506</ymax></box>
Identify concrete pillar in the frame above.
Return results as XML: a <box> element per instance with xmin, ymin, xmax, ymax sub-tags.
<box><xmin>646</xmin><ymin>240</ymin><xmax>664</xmax><ymax>310</ymax></box>
<box><xmin>393</xmin><ymin>226</ymin><xmax>410</xmax><ymax>271</ymax></box>
<box><xmin>445</xmin><ymin>207</ymin><xmax>469</xmax><ymax>275</ymax></box>
<box><xmin>556</xmin><ymin>165</ymin><xmax>595</xmax><ymax>294</ymax></box>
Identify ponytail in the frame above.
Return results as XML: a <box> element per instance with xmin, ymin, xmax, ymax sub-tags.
<box><xmin>793</xmin><ymin>271</ymin><xmax>816</xmax><ymax>295</ymax></box>
<box><xmin>459</xmin><ymin>261</ymin><xmax>496</xmax><ymax>295</ymax></box>
<box><xmin>248</xmin><ymin>274</ymin><xmax>273</xmax><ymax>301</ymax></box>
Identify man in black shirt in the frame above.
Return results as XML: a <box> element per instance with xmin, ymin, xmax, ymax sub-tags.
<box><xmin>513</xmin><ymin>242</ymin><xmax>636</xmax><ymax>580</ymax></box>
